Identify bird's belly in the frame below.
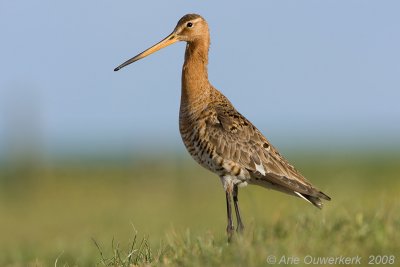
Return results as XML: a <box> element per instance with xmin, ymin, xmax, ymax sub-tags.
<box><xmin>180</xmin><ymin>128</ymin><xmax>249</xmax><ymax>182</ymax></box>
<box><xmin>182</xmin><ymin>135</ymin><xmax>219</xmax><ymax>172</ymax></box>
<box><xmin>179</xmin><ymin>126</ymin><xmax>222</xmax><ymax>174</ymax></box>
<box><xmin>179</xmin><ymin>116</ymin><xmax>251</xmax><ymax>183</ymax></box>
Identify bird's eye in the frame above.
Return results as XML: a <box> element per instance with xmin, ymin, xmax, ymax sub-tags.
<box><xmin>186</xmin><ymin>22</ymin><xmax>193</xmax><ymax>28</ymax></box>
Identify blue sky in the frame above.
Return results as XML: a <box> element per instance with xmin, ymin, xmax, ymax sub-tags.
<box><xmin>1</xmin><ymin>1</ymin><xmax>399</xmax><ymax>154</ymax></box>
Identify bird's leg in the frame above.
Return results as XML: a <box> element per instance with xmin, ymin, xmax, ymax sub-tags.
<box><xmin>225</xmin><ymin>190</ymin><xmax>234</xmax><ymax>241</ymax></box>
<box><xmin>233</xmin><ymin>184</ymin><xmax>245</xmax><ymax>233</ymax></box>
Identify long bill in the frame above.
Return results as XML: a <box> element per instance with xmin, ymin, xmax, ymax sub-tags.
<box><xmin>114</xmin><ymin>32</ymin><xmax>178</xmax><ymax>71</ymax></box>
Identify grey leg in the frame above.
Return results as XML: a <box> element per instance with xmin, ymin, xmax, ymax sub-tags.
<box><xmin>226</xmin><ymin>190</ymin><xmax>234</xmax><ymax>241</ymax></box>
<box><xmin>233</xmin><ymin>185</ymin><xmax>244</xmax><ymax>232</ymax></box>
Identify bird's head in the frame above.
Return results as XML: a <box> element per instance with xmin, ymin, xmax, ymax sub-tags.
<box><xmin>114</xmin><ymin>14</ymin><xmax>209</xmax><ymax>71</ymax></box>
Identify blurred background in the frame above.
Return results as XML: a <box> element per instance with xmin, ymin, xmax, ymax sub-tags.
<box><xmin>1</xmin><ymin>0</ymin><xmax>399</xmax><ymax>265</ymax></box>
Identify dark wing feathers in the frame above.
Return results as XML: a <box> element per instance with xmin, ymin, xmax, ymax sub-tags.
<box><xmin>204</xmin><ymin>104</ymin><xmax>331</xmax><ymax>206</ymax></box>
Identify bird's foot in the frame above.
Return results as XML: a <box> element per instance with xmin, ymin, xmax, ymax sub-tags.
<box><xmin>236</xmin><ymin>223</ymin><xmax>244</xmax><ymax>234</ymax></box>
<box><xmin>226</xmin><ymin>225</ymin><xmax>235</xmax><ymax>242</ymax></box>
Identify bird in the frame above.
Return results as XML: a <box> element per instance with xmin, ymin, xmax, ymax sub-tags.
<box><xmin>114</xmin><ymin>14</ymin><xmax>331</xmax><ymax>240</ymax></box>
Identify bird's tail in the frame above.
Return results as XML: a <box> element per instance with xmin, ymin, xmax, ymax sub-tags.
<box><xmin>249</xmin><ymin>178</ymin><xmax>331</xmax><ymax>209</ymax></box>
<box><xmin>295</xmin><ymin>191</ymin><xmax>331</xmax><ymax>209</ymax></box>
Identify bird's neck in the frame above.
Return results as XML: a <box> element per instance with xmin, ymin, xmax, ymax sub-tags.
<box><xmin>181</xmin><ymin>39</ymin><xmax>210</xmax><ymax>113</ymax></box>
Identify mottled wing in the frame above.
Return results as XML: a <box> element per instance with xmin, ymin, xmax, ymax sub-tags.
<box><xmin>205</xmin><ymin>104</ymin><xmax>330</xmax><ymax>205</ymax></box>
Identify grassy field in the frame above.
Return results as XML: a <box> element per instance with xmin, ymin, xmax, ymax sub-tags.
<box><xmin>0</xmin><ymin>151</ymin><xmax>399</xmax><ymax>266</ymax></box>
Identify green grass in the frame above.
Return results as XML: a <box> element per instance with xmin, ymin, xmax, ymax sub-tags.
<box><xmin>0</xmin><ymin>151</ymin><xmax>399</xmax><ymax>266</ymax></box>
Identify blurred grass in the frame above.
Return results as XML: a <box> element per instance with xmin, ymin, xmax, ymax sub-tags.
<box><xmin>0</xmin><ymin>151</ymin><xmax>399</xmax><ymax>266</ymax></box>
